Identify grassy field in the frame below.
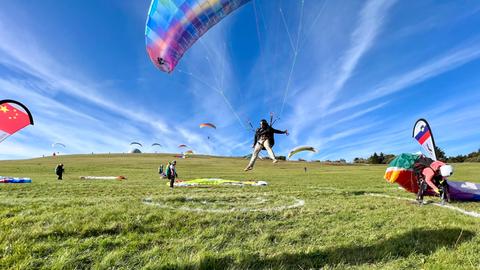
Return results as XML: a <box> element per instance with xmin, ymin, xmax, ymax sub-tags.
<box><xmin>1</xmin><ymin>154</ymin><xmax>479</xmax><ymax>269</ymax></box>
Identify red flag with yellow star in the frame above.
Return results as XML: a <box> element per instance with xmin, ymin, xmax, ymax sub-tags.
<box><xmin>0</xmin><ymin>100</ymin><xmax>34</xmax><ymax>143</ymax></box>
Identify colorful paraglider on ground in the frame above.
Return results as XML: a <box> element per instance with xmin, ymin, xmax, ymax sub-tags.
<box><xmin>170</xmin><ymin>178</ymin><xmax>267</xmax><ymax>187</ymax></box>
<box><xmin>287</xmin><ymin>146</ymin><xmax>317</xmax><ymax>159</ymax></box>
<box><xmin>0</xmin><ymin>176</ymin><xmax>32</xmax><ymax>184</ymax></box>
<box><xmin>385</xmin><ymin>153</ymin><xmax>480</xmax><ymax>201</ymax></box>
<box><xmin>0</xmin><ymin>99</ymin><xmax>34</xmax><ymax>143</ymax></box>
<box><xmin>145</xmin><ymin>0</ymin><xmax>251</xmax><ymax>73</ymax></box>
<box><xmin>384</xmin><ymin>118</ymin><xmax>480</xmax><ymax>201</ymax></box>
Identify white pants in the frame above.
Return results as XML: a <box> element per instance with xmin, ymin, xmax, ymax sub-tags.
<box><xmin>247</xmin><ymin>139</ymin><xmax>276</xmax><ymax>168</ymax></box>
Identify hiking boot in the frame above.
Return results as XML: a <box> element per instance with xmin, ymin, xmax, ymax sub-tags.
<box><xmin>272</xmin><ymin>159</ymin><xmax>279</xmax><ymax>164</ymax></box>
<box><xmin>244</xmin><ymin>166</ymin><xmax>253</xmax><ymax>171</ymax></box>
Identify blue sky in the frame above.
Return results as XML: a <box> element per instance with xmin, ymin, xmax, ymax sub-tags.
<box><xmin>1</xmin><ymin>0</ymin><xmax>480</xmax><ymax>161</ymax></box>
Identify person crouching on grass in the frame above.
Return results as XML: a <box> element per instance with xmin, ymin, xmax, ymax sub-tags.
<box><xmin>244</xmin><ymin>119</ymin><xmax>288</xmax><ymax>171</ymax></box>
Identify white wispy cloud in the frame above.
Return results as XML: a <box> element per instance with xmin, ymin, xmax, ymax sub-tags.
<box><xmin>0</xmin><ymin>13</ymin><xmax>219</xmax><ymax>158</ymax></box>
<box><xmin>330</xmin><ymin>41</ymin><xmax>480</xmax><ymax>115</ymax></box>
<box><xmin>328</xmin><ymin>0</ymin><xmax>397</xmax><ymax>107</ymax></box>
<box><xmin>283</xmin><ymin>0</ymin><xmax>396</xmax><ymax>143</ymax></box>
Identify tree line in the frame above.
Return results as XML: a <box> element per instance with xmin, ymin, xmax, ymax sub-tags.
<box><xmin>354</xmin><ymin>146</ymin><xmax>480</xmax><ymax>164</ymax></box>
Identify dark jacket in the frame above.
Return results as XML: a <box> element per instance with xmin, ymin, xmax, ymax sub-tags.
<box><xmin>253</xmin><ymin>126</ymin><xmax>286</xmax><ymax>148</ymax></box>
<box><xmin>55</xmin><ymin>165</ymin><xmax>64</xmax><ymax>175</ymax></box>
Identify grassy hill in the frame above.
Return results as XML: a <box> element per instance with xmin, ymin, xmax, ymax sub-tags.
<box><xmin>1</xmin><ymin>154</ymin><xmax>479</xmax><ymax>269</ymax></box>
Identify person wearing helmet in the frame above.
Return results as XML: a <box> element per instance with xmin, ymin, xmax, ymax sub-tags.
<box><xmin>417</xmin><ymin>159</ymin><xmax>453</xmax><ymax>204</ymax></box>
<box><xmin>244</xmin><ymin>119</ymin><xmax>288</xmax><ymax>171</ymax></box>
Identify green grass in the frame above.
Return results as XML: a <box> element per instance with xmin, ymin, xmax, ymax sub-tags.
<box><xmin>1</xmin><ymin>154</ymin><xmax>479</xmax><ymax>269</ymax></box>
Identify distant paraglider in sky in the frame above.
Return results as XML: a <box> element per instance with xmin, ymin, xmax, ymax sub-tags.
<box><xmin>52</xmin><ymin>143</ymin><xmax>66</xmax><ymax>148</ymax></box>
<box><xmin>0</xmin><ymin>99</ymin><xmax>34</xmax><ymax>143</ymax></box>
<box><xmin>151</xmin><ymin>143</ymin><xmax>162</xmax><ymax>147</ymax></box>
<box><xmin>199</xmin><ymin>123</ymin><xmax>216</xmax><ymax>129</ymax></box>
<box><xmin>288</xmin><ymin>146</ymin><xmax>317</xmax><ymax>159</ymax></box>
<box><xmin>178</xmin><ymin>144</ymin><xmax>187</xmax><ymax>148</ymax></box>
<box><xmin>130</xmin><ymin>142</ymin><xmax>143</xmax><ymax>148</ymax></box>
<box><xmin>145</xmin><ymin>0</ymin><xmax>251</xmax><ymax>73</ymax></box>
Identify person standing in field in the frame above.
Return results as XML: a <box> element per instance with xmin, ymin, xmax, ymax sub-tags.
<box><xmin>167</xmin><ymin>160</ymin><xmax>178</xmax><ymax>188</ymax></box>
<box><xmin>55</xmin><ymin>163</ymin><xmax>64</xmax><ymax>180</ymax></box>
<box><xmin>245</xmin><ymin>119</ymin><xmax>288</xmax><ymax>171</ymax></box>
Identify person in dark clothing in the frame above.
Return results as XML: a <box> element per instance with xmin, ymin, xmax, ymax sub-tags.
<box><xmin>55</xmin><ymin>163</ymin><xmax>64</xmax><ymax>180</ymax></box>
<box><xmin>245</xmin><ymin>119</ymin><xmax>288</xmax><ymax>171</ymax></box>
<box><xmin>167</xmin><ymin>160</ymin><xmax>178</xmax><ymax>188</ymax></box>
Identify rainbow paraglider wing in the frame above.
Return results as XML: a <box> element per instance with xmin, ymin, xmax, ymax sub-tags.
<box><xmin>199</xmin><ymin>123</ymin><xmax>216</xmax><ymax>129</ymax></box>
<box><xmin>145</xmin><ymin>0</ymin><xmax>251</xmax><ymax>73</ymax></box>
<box><xmin>0</xmin><ymin>100</ymin><xmax>34</xmax><ymax>143</ymax></box>
<box><xmin>384</xmin><ymin>153</ymin><xmax>421</xmax><ymax>193</ymax></box>
<box><xmin>385</xmin><ymin>153</ymin><xmax>480</xmax><ymax>201</ymax></box>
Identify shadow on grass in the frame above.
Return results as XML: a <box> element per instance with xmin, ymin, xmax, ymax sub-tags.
<box><xmin>172</xmin><ymin>228</ymin><xmax>474</xmax><ymax>269</ymax></box>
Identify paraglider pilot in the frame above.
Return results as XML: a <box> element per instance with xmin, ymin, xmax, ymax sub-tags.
<box><xmin>55</xmin><ymin>163</ymin><xmax>65</xmax><ymax>180</ymax></box>
<box><xmin>415</xmin><ymin>158</ymin><xmax>453</xmax><ymax>204</ymax></box>
<box><xmin>245</xmin><ymin>119</ymin><xmax>288</xmax><ymax>171</ymax></box>
<box><xmin>167</xmin><ymin>160</ymin><xmax>178</xmax><ymax>188</ymax></box>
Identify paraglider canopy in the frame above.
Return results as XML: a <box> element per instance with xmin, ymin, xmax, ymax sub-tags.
<box><xmin>151</xmin><ymin>143</ymin><xmax>162</xmax><ymax>147</ymax></box>
<box><xmin>145</xmin><ymin>0</ymin><xmax>251</xmax><ymax>73</ymax></box>
<box><xmin>288</xmin><ymin>146</ymin><xmax>317</xmax><ymax>159</ymax></box>
<box><xmin>130</xmin><ymin>142</ymin><xmax>143</xmax><ymax>147</ymax></box>
<box><xmin>178</xmin><ymin>144</ymin><xmax>187</xmax><ymax>148</ymax></box>
<box><xmin>0</xmin><ymin>99</ymin><xmax>34</xmax><ymax>143</ymax></box>
<box><xmin>52</xmin><ymin>143</ymin><xmax>66</xmax><ymax>148</ymax></box>
<box><xmin>199</xmin><ymin>123</ymin><xmax>216</xmax><ymax>129</ymax></box>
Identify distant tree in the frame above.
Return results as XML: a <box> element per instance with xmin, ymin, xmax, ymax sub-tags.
<box><xmin>368</xmin><ymin>152</ymin><xmax>381</xmax><ymax>164</ymax></box>
<box><xmin>277</xmin><ymin>156</ymin><xmax>286</xmax><ymax>161</ymax></box>
<box><xmin>434</xmin><ymin>146</ymin><xmax>447</xmax><ymax>161</ymax></box>
<box><xmin>378</xmin><ymin>152</ymin><xmax>385</xmax><ymax>164</ymax></box>
<box><xmin>354</xmin><ymin>157</ymin><xmax>367</xmax><ymax>164</ymax></box>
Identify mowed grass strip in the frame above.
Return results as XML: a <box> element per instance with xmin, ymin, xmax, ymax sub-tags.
<box><xmin>1</xmin><ymin>154</ymin><xmax>479</xmax><ymax>269</ymax></box>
